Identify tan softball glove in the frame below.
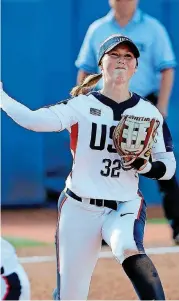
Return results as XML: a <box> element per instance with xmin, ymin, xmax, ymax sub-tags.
<box><xmin>113</xmin><ymin>114</ymin><xmax>160</xmax><ymax>171</ymax></box>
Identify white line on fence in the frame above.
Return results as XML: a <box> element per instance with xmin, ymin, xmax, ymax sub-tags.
<box><xmin>19</xmin><ymin>246</ymin><xmax>179</xmax><ymax>264</ymax></box>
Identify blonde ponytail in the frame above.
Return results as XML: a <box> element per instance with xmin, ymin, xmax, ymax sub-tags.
<box><xmin>70</xmin><ymin>73</ymin><xmax>102</xmax><ymax>97</ymax></box>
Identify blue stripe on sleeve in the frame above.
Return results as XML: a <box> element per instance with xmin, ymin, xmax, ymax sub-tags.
<box><xmin>163</xmin><ymin>121</ymin><xmax>174</xmax><ymax>152</ymax></box>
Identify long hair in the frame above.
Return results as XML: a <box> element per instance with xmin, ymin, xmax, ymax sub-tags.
<box><xmin>70</xmin><ymin>73</ymin><xmax>102</xmax><ymax>97</ymax></box>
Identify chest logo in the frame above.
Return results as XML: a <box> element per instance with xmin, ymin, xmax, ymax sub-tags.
<box><xmin>90</xmin><ymin>108</ymin><xmax>101</xmax><ymax>116</ymax></box>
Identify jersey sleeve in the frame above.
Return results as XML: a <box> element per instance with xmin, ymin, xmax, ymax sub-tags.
<box><xmin>152</xmin><ymin>119</ymin><xmax>174</xmax><ymax>154</ymax></box>
<box><xmin>1</xmin><ymin>90</ymin><xmax>79</xmax><ymax>132</ymax></box>
<box><xmin>47</xmin><ymin>98</ymin><xmax>79</xmax><ymax>131</ymax></box>
<box><xmin>153</xmin><ymin>22</ymin><xmax>177</xmax><ymax>71</ymax></box>
<box><xmin>140</xmin><ymin>119</ymin><xmax>176</xmax><ymax>180</ymax></box>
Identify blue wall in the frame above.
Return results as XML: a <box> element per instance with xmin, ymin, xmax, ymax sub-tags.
<box><xmin>1</xmin><ymin>0</ymin><xmax>179</xmax><ymax>206</ymax></box>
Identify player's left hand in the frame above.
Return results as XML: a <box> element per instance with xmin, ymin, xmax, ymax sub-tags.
<box><xmin>120</xmin><ymin>155</ymin><xmax>150</xmax><ymax>171</ymax></box>
<box><xmin>131</xmin><ymin>157</ymin><xmax>149</xmax><ymax>171</ymax></box>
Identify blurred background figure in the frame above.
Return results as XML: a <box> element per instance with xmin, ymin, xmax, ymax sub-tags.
<box><xmin>0</xmin><ymin>237</ymin><xmax>30</xmax><ymax>300</ymax></box>
<box><xmin>75</xmin><ymin>0</ymin><xmax>179</xmax><ymax>244</ymax></box>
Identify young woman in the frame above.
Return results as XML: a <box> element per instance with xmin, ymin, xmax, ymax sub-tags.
<box><xmin>1</xmin><ymin>34</ymin><xmax>176</xmax><ymax>300</ymax></box>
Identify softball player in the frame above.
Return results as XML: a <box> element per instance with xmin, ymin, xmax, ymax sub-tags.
<box><xmin>76</xmin><ymin>0</ymin><xmax>179</xmax><ymax>244</ymax></box>
<box><xmin>0</xmin><ymin>237</ymin><xmax>30</xmax><ymax>300</ymax></box>
<box><xmin>1</xmin><ymin>35</ymin><xmax>176</xmax><ymax>300</ymax></box>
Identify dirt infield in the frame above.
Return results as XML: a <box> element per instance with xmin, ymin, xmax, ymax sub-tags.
<box><xmin>2</xmin><ymin>207</ymin><xmax>179</xmax><ymax>300</ymax></box>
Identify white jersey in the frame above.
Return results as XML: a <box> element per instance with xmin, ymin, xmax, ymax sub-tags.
<box><xmin>1</xmin><ymin>90</ymin><xmax>176</xmax><ymax>202</ymax></box>
<box><xmin>1</xmin><ymin>237</ymin><xmax>19</xmax><ymax>275</ymax></box>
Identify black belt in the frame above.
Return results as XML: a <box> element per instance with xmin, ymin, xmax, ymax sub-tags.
<box><xmin>66</xmin><ymin>188</ymin><xmax>117</xmax><ymax>210</ymax></box>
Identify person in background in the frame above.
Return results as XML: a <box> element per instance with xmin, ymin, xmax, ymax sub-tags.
<box><xmin>75</xmin><ymin>0</ymin><xmax>179</xmax><ymax>244</ymax></box>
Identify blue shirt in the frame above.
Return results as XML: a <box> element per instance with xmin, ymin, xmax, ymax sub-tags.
<box><xmin>75</xmin><ymin>9</ymin><xmax>177</xmax><ymax>96</ymax></box>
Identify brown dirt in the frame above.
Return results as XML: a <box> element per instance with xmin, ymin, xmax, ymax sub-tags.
<box><xmin>1</xmin><ymin>207</ymin><xmax>179</xmax><ymax>300</ymax></box>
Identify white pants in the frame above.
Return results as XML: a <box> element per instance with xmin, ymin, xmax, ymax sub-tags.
<box><xmin>56</xmin><ymin>191</ymin><xmax>146</xmax><ymax>300</ymax></box>
<box><xmin>1</xmin><ymin>264</ymin><xmax>30</xmax><ymax>300</ymax></box>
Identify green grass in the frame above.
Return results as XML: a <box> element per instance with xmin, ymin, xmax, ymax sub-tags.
<box><xmin>3</xmin><ymin>236</ymin><xmax>50</xmax><ymax>248</ymax></box>
<box><xmin>147</xmin><ymin>218</ymin><xmax>168</xmax><ymax>224</ymax></box>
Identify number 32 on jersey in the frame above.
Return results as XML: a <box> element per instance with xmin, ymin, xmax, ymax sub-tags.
<box><xmin>89</xmin><ymin>122</ymin><xmax>121</xmax><ymax>178</ymax></box>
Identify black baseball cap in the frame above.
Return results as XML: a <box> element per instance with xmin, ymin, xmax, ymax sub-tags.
<box><xmin>98</xmin><ymin>34</ymin><xmax>140</xmax><ymax>65</ymax></box>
